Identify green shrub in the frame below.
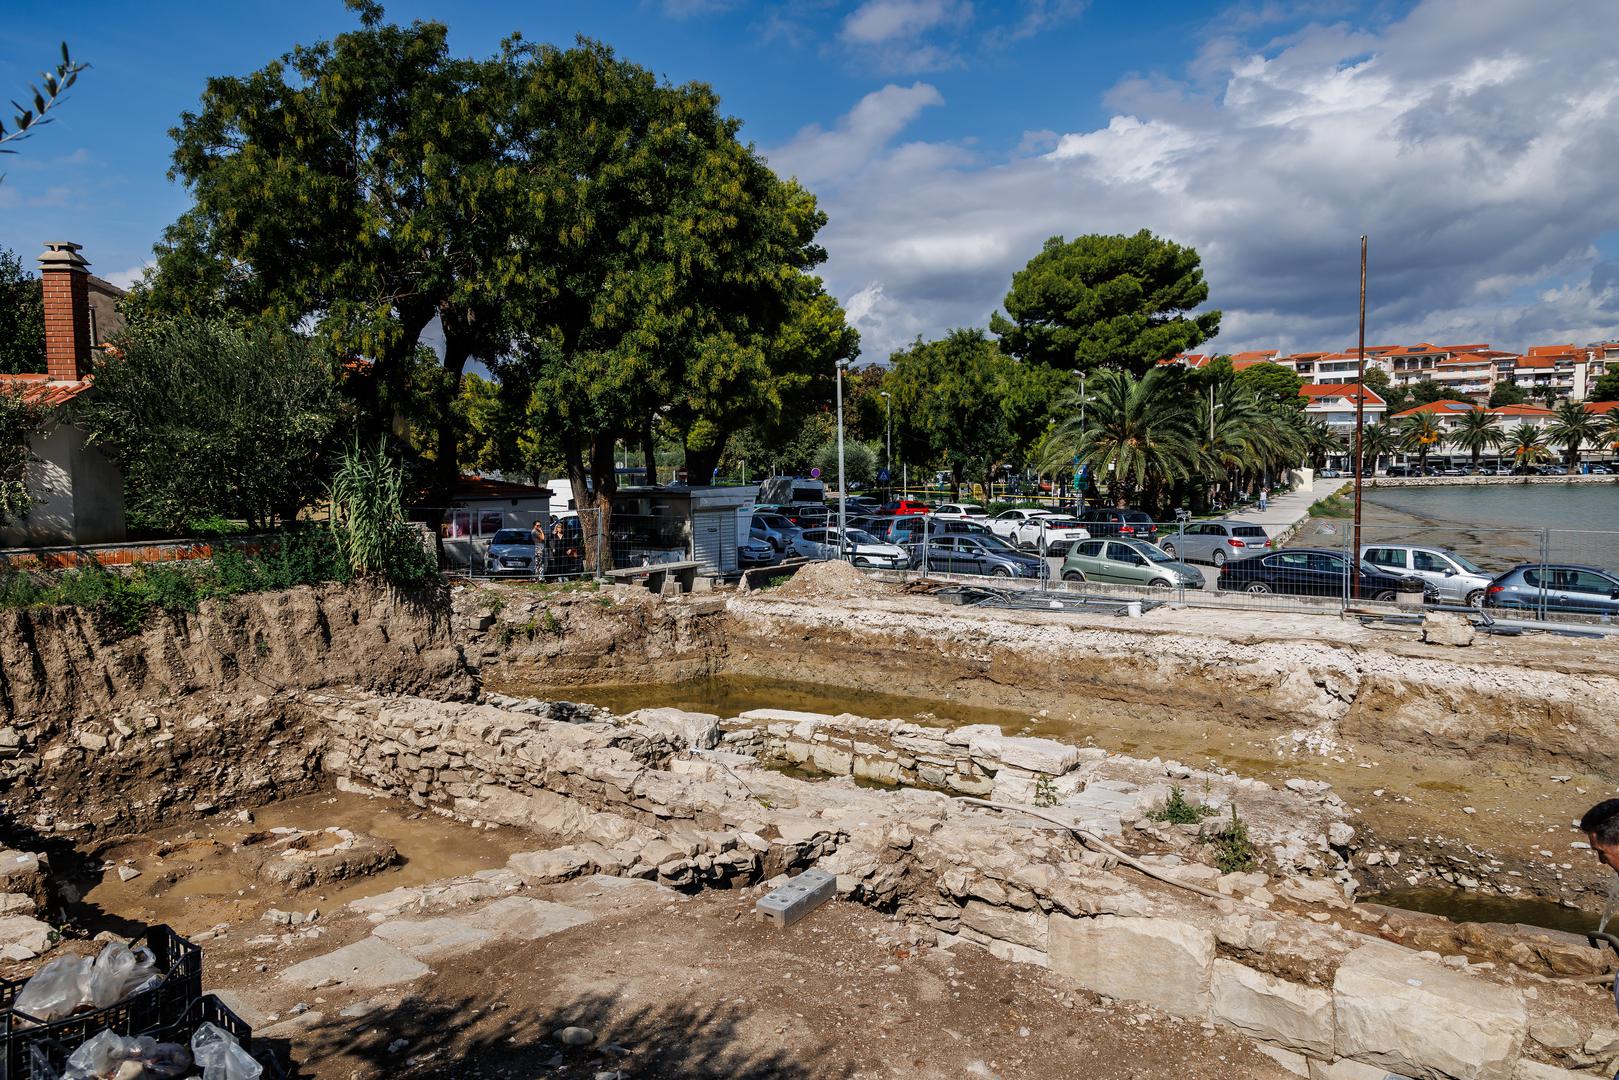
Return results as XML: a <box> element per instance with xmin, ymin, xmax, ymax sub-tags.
<box><xmin>1033</xmin><ymin>776</ymin><xmax>1058</xmax><ymax>808</ymax></box>
<box><xmin>1209</xmin><ymin>805</ymin><xmax>1257</xmax><ymax>873</ymax></box>
<box><xmin>1147</xmin><ymin>785</ymin><xmax>1216</xmax><ymax>825</ymax></box>
<box><xmin>329</xmin><ymin>440</ymin><xmax>435</xmax><ymax>586</ymax></box>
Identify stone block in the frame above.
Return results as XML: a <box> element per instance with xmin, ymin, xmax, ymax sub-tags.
<box><xmin>959</xmin><ymin>900</ymin><xmax>1048</xmax><ymax>952</ymax></box>
<box><xmin>1048</xmin><ymin>913</ymin><xmax>1214</xmax><ymax>1020</ymax></box>
<box><xmin>1211</xmin><ymin>958</ymin><xmax>1334</xmax><ymax>1058</ymax></box>
<box><xmin>811</xmin><ymin>744</ymin><xmax>854</xmax><ymax>775</ymax></box>
<box><xmin>372</xmin><ymin>916</ymin><xmax>496</xmax><ymax>960</ymax></box>
<box><xmin>0</xmin><ymin>915</ymin><xmax>53</xmax><ymax>958</ymax></box>
<box><xmin>627</xmin><ymin>708</ymin><xmax>721</xmax><ymax>750</ymax></box>
<box><xmin>1308</xmin><ymin>1061</ymin><xmax>1404</xmax><ymax>1080</ymax></box>
<box><xmin>1513</xmin><ymin>1061</ymin><xmax>1589</xmax><ymax>1080</ymax></box>
<box><xmin>508</xmin><ymin>847</ymin><xmax>594</xmax><ymax>885</ymax></box>
<box><xmin>1333</xmin><ymin>943</ymin><xmax>1526</xmax><ymax>1080</ymax></box>
<box><xmin>462</xmin><ymin>896</ymin><xmax>594</xmax><ymax>940</ymax></box>
<box><xmin>279</xmin><ymin>937</ymin><xmax>431</xmax><ymax>990</ymax></box>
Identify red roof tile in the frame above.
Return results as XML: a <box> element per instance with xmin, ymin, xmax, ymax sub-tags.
<box><xmin>1487</xmin><ymin>404</ymin><xmax>1557</xmax><ymax>417</ymax></box>
<box><xmin>1299</xmin><ymin>384</ymin><xmax>1385</xmax><ymax>405</ymax></box>
<box><xmin>0</xmin><ymin>373</ymin><xmax>94</xmax><ymax>407</ymax></box>
<box><xmin>1584</xmin><ymin>400</ymin><xmax>1619</xmax><ymax>414</ymax></box>
<box><xmin>1391</xmin><ymin>400</ymin><xmax>1480</xmax><ymax>418</ymax></box>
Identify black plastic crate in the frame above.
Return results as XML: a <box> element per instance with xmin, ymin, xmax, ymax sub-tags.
<box><xmin>0</xmin><ymin>925</ymin><xmax>202</xmax><ymax>1080</ymax></box>
<box><xmin>14</xmin><ymin>995</ymin><xmax>285</xmax><ymax>1080</ymax></box>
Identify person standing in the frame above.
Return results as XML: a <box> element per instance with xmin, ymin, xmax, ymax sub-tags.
<box><xmin>1258</xmin><ymin>486</ymin><xmax>1269</xmax><ymax>511</ymax></box>
<box><xmin>1580</xmin><ymin>799</ymin><xmax>1619</xmax><ymax>1032</ymax></box>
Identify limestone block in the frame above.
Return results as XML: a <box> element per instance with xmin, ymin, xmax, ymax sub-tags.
<box><xmin>852</xmin><ymin>755</ymin><xmax>902</xmax><ymax>784</ymax></box>
<box><xmin>811</xmin><ymin>744</ymin><xmax>854</xmax><ymax>775</ymax></box>
<box><xmin>966</xmin><ymin>731</ymin><xmax>1080</xmax><ymax>775</ymax></box>
<box><xmin>959</xmin><ymin>900</ymin><xmax>1048</xmax><ymax>952</ymax></box>
<box><xmin>1048</xmin><ymin>913</ymin><xmax>1214</xmax><ymax>1020</ymax></box>
<box><xmin>0</xmin><ymin>915</ymin><xmax>54</xmax><ymax>958</ymax></box>
<box><xmin>1210</xmin><ymin>958</ymin><xmax>1334</xmax><ymax>1058</ymax></box>
<box><xmin>1255</xmin><ymin>1045</ymin><xmax>1311</xmax><ymax>1077</ymax></box>
<box><xmin>1333</xmin><ymin>943</ymin><xmax>1526</xmax><ymax>1080</ymax></box>
<box><xmin>1513</xmin><ymin>1061</ymin><xmax>1589</xmax><ymax>1080</ymax></box>
<box><xmin>279</xmin><ymin>937</ymin><xmax>431</xmax><ymax>990</ymax></box>
<box><xmin>372</xmin><ymin>916</ymin><xmax>496</xmax><ymax>960</ymax></box>
<box><xmin>1308</xmin><ymin>1060</ymin><xmax>1402</xmax><ymax>1080</ymax></box>
<box><xmin>627</xmin><ymin>708</ymin><xmax>721</xmax><ymax>750</ymax></box>
<box><xmin>508</xmin><ymin>847</ymin><xmax>594</xmax><ymax>885</ymax></box>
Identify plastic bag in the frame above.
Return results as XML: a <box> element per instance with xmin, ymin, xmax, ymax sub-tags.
<box><xmin>13</xmin><ymin>955</ymin><xmax>94</xmax><ymax>1022</ymax></box>
<box><xmin>63</xmin><ymin>1029</ymin><xmax>190</xmax><ymax>1080</ymax></box>
<box><xmin>87</xmin><ymin>943</ymin><xmax>159</xmax><ymax>1009</ymax></box>
<box><xmin>190</xmin><ymin>1022</ymin><xmax>263</xmax><ymax>1080</ymax></box>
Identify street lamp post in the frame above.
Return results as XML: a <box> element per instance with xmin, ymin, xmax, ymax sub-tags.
<box><xmin>836</xmin><ymin>358</ymin><xmax>850</xmax><ymax>560</ymax></box>
<box><xmin>879</xmin><ymin>390</ymin><xmax>892</xmax><ymax>498</ymax></box>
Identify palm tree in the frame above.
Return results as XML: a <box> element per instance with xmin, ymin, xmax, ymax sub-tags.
<box><xmin>1602</xmin><ymin>410</ymin><xmax>1619</xmax><ymax>465</ymax></box>
<box><xmin>1452</xmin><ymin>408</ymin><xmax>1502</xmax><ymax>471</ymax></box>
<box><xmin>1400</xmin><ymin>412</ymin><xmax>1445</xmax><ymax>473</ymax></box>
<box><xmin>1302</xmin><ymin>417</ymin><xmax>1342</xmax><ymax>471</ymax></box>
<box><xmin>1503</xmin><ymin>422</ymin><xmax>1551</xmax><ymax>469</ymax></box>
<box><xmin>1041</xmin><ymin>367</ymin><xmax>1201</xmax><ymax>510</ymax></box>
<box><xmin>1545</xmin><ymin>401</ymin><xmax>1601</xmax><ymax>473</ymax></box>
<box><xmin>1355</xmin><ymin>422</ymin><xmax>1402</xmax><ymax>475</ymax></box>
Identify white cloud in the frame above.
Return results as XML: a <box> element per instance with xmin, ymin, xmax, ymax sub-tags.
<box><xmin>101</xmin><ymin>263</ymin><xmax>153</xmax><ymax>289</ymax></box>
<box><xmin>840</xmin><ymin>0</ymin><xmax>968</xmax><ymax>44</ymax></box>
<box><xmin>765</xmin><ymin>82</ymin><xmax>944</xmax><ymax>187</ymax></box>
<box><xmin>777</xmin><ymin>0</ymin><xmax>1619</xmax><ymax>360</ymax></box>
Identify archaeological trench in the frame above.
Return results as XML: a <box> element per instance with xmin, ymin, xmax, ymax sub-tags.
<box><xmin>3</xmin><ymin>563</ymin><xmax>1619</xmax><ymax>1078</ymax></box>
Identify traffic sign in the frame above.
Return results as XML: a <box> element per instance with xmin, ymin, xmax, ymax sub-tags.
<box><xmin>877</xmin><ymin>468</ymin><xmax>890</xmax><ymax>483</ymax></box>
<box><xmin>809</xmin><ymin>467</ymin><xmax>822</xmax><ymax>478</ymax></box>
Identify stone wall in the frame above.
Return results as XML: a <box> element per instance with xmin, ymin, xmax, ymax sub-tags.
<box><xmin>313</xmin><ymin>692</ymin><xmax>1612</xmax><ymax>1080</ymax></box>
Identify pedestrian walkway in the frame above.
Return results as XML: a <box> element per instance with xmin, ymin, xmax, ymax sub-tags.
<box><xmin>1237</xmin><ymin>478</ymin><xmax>1348</xmax><ymax>539</ymax></box>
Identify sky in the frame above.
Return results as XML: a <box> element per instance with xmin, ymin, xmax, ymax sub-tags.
<box><xmin>4</xmin><ymin>0</ymin><xmax>1619</xmax><ymax>364</ymax></box>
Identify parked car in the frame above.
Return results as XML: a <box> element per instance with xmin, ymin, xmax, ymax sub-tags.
<box><xmin>1159</xmin><ymin>520</ymin><xmax>1270</xmax><ymax>567</ymax></box>
<box><xmin>1075</xmin><ymin>508</ymin><xmax>1160</xmax><ymax>544</ymax></box>
<box><xmin>1318</xmin><ymin>468</ymin><xmax>1342</xmax><ymax>478</ymax></box>
<box><xmin>738</xmin><ymin>536</ymin><xmax>776</xmax><ymax>567</ymax></box>
<box><xmin>888</xmin><ymin>516</ymin><xmax>992</xmax><ymax>544</ymax></box>
<box><xmin>1483</xmin><ymin>564</ymin><xmax>1619</xmax><ymax>616</ymax></box>
<box><xmin>1590</xmin><ymin>464</ymin><xmax>1613</xmax><ymax>475</ymax></box>
<box><xmin>1001</xmin><ymin>515</ymin><xmax>1091</xmax><ymax>555</ymax></box>
<box><xmin>1361</xmin><ymin>544</ymin><xmax>1494</xmax><ymax>606</ymax></box>
<box><xmin>751</xmin><ymin>512</ymin><xmax>802</xmax><ymax>552</ymax></box>
<box><xmin>783</xmin><ymin>503</ymin><xmax>832</xmax><ymax>527</ymax></box>
<box><xmin>485</xmin><ymin>528</ymin><xmax>539</xmax><ymax>575</ymax></box>
<box><xmin>1217</xmin><ymin>548</ymin><xmax>1437</xmax><ymax>602</ymax></box>
<box><xmin>879</xmin><ymin>499</ymin><xmax>933</xmax><ymax>516</ymax></box>
<box><xmin>932</xmin><ymin>503</ymin><xmax>989</xmax><ymax>521</ymax></box>
<box><xmin>749</xmin><ymin>517</ymin><xmax>787</xmax><ymax>553</ymax></box>
<box><xmin>987</xmin><ymin>508</ymin><xmax>1052</xmax><ymax>542</ymax></box>
<box><xmin>906</xmin><ymin>534</ymin><xmax>1044</xmax><ymax>578</ymax></box>
<box><xmin>791</xmin><ymin>527</ymin><xmax>908</xmax><ymax>569</ymax></box>
<box><xmin>1060</xmin><ymin>538</ymin><xmax>1202</xmax><ymax>590</ymax></box>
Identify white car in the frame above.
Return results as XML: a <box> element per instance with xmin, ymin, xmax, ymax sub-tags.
<box><xmin>791</xmin><ymin>527</ymin><xmax>908</xmax><ymax>569</ymax></box>
<box><xmin>1003</xmin><ymin>515</ymin><xmax>1091</xmax><ymax>556</ymax></box>
<box><xmin>932</xmin><ymin>503</ymin><xmax>988</xmax><ymax>521</ymax></box>
<box><xmin>988</xmin><ymin>508</ymin><xmax>1052</xmax><ymax>541</ymax></box>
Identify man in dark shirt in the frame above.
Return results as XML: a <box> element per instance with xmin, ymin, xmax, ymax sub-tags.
<box><xmin>1580</xmin><ymin>799</ymin><xmax>1619</xmax><ymax>1040</ymax></box>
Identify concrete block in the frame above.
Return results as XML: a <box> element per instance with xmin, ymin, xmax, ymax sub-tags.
<box><xmin>755</xmin><ymin>868</ymin><xmax>836</xmax><ymax>928</ymax></box>
<box><xmin>1048</xmin><ymin>913</ymin><xmax>1214</xmax><ymax>1020</ymax></box>
<box><xmin>1211</xmin><ymin>958</ymin><xmax>1334</xmax><ymax>1058</ymax></box>
<box><xmin>1333</xmin><ymin>943</ymin><xmax>1526</xmax><ymax>1080</ymax></box>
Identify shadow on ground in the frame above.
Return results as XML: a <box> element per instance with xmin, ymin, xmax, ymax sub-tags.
<box><xmin>286</xmin><ymin>987</ymin><xmax>854</xmax><ymax>1079</ymax></box>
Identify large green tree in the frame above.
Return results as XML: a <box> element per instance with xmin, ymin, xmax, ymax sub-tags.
<box><xmin>0</xmin><ymin>247</ymin><xmax>44</xmax><ymax>374</ymax></box>
<box><xmin>78</xmin><ymin>320</ymin><xmax>347</xmax><ymax>530</ymax></box>
<box><xmin>498</xmin><ymin>39</ymin><xmax>829</xmax><ymax>563</ymax></box>
<box><xmin>990</xmin><ymin>230</ymin><xmax>1220</xmax><ymax>377</ymax></box>
<box><xmin>1589</xmin><ymin>370</ymin><xmax>1619</xmax><ymax>402</ymax></box>
<box><xmin>162</xmin><ymin>3</ymin><xmax>515</xmax><ymax>500</ymax></box>
<box><xmin>1546</xmin><ymin>401</ymin><xmax>1601</xmax><ymax>472</ymax></box>
<box><xmin>1234</xmin><ymin>362</ymin><xmax>1305</xmax><ymax>413</ymax></box>
<box><xmin>887</xmin><ymin>329</ymin><xmax>1017</xmax><ymax>499</ymax></box>
<box><xmin>1488</xmin><ymin>380</ymin><xmax>1527</xmax><ymax>407</ymax></box>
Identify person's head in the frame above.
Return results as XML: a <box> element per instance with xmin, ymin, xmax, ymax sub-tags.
<box><xmin>1581</xmin><ymin>799</ymin><xmax>1619</xmax><ymax>870</ymax></box>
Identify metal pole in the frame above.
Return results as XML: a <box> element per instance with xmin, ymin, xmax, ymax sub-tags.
<box><xmin>836</xmin><ymin>358</ymin><xmax>848</xmax><ymax>562</ymax></box>
<box><xmin>881</xmin><ymin>391</ymin><xmax>892</xmax><ymax>498</ymax></box>
<box><xmin>1351</xmin><ymin>234</ymin><xmax>1368</xmax><ymax>602</ymax></box>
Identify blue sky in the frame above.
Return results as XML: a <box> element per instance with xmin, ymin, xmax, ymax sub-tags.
<box><xmin>5</xmin><ymin>0</ymin><xmax>1618</xmax><ymax>361</ymax></box>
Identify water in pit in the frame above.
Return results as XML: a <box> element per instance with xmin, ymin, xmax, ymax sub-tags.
<box><xmin>74</xmin><ymin>791</ymin><xmax>531</xmax><ymax>938</ymax></box>
<box><xmin>1367</xmin><ymin>888</ymin><xmax>1599</xmax><ymax>936</ymax></box>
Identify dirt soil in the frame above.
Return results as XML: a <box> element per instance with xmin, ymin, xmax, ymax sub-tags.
<box><xmin>244</xmin><ymin>884</ymin><xmax>1295</xmax><ymax>1080</ymax></box>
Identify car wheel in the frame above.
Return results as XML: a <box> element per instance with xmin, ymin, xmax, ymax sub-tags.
<box><xmin>1374</xmin><ymin>590</ymin><xmax>1397</xmax><ymax>603</ymax></box>
<box><xmin>1148</xmin><ymin>579</ymin><xmax>1173</xmax><ymax>590</ymax></box>
<box><xmin>1062</xmin><ymin>571</ymin><xmax>1085</xmax><ymax>583</ymax></box>
<box><xmin>1160</xmin><ymin>542</ymin><xmax>1177</xmax><ymax>559</ymax></box>
<box><xmin>854</xmin><ymin>557</ymin><xmax>871</xmax><ymax>567</ymax></box>
<box><xmin>992</xmin><ymin>566</ymin><xmax>1014</xmax><ymax>577</ymax></box>
<box><xmin>1212</xmin><ymin>550</ymin><xmax>1227</xmax><ymax>568</ymax></box>
<box><xmin>1244</xmin><ymin>581</ymin><xmax>1271</xmax><ymax>594</ymax></box>
<box><xmin>1465</xmin><ymin>589</ymin><xmax>1484</xmax><ymax>607</ymax></box>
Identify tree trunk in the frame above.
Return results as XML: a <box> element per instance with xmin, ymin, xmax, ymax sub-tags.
<box><xmin>588</xmin><ymin>433</ymin><xmax>618</xmax><ymax>573</ymax></box>
<box><xmin>684</xmin><ymin>439</ymin><xmax>723</xmax><ymax>489</ymax></box>
<box><xmin>430</xmin><ymin>338</ymin><xmax>472</xmax><ymax>508</ymax></box>
<box><xmin>641</xmin><ymin>417</ymin><xmax>657</xmax><ymax>486</ymax></box>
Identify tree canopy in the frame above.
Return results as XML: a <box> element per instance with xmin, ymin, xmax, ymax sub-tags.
<box><xmin>990</xmin><ymin>230</ymin><xmax>1220</xmax><ymax>377</ymax></box>
<box><xmin>0</xmin><ymin>247</ymin><xmax>43</xmax><ymax>375</ymax></box>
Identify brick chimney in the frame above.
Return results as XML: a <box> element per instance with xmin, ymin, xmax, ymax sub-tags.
<box><xmin>38</xmin><ymin>241</ymin><xmax>92</xmax><ymax>382</ymax></box>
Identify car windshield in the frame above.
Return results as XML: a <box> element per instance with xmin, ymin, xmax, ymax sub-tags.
<box><xmin>1041</xmin><ymin>519</ymin><xmax>1083</xmax><ymax>529</ymax></box>
<box><xmin>1446</xmin><ymin>551</ymin><xmax>1487</xmax><ymax>574</ymax></box>
<box><xmin>845</xmin><ymin>529</ymin><xmax>879</xmax><ymax>545</ymax></box>
<box><xmin>490</xmin><ymin>530</ymin><xmax>532</xmax><ymax>545</ymax></box>
<box><xmin>1358</xmin><ymin>560</ymin><xmax>1384</xmax><ymax>575</ymax></box>
<box><xmin>976</xmin><ymin>535</ymin><xmax>1017</xmax><ymax>553</ymax></box>
<box><xmin>958</xmin><ymin>505</ymin><xmax>985</xmax><ymax>515</ymax></box>
<box><xmin>1142</xmin><ymin>546</ymin><xmax>1176</xmax><ymax>563</ymax></box>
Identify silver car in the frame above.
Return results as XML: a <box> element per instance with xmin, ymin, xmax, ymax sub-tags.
<box><xmin>1360</xmin><ymin>544</ymin><xmax>1494</xmax><ymax>606</ymax></box>
<box><xmin>1159</xmin><ymin>519</ymin><xmax>1271</xmax><ymax>567</ymax></box>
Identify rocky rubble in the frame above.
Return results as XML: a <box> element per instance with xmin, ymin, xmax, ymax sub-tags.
<box><xmin>310</xmin><ymin>689</ymin><xmax>1615</xmax><ymax>1080</ymax></box>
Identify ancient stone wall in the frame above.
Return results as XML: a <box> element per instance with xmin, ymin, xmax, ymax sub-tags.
<box><xmin>314</xmin><ymin>692</ymin><xmax>1612</xmax><ymax>1080</ymax></box>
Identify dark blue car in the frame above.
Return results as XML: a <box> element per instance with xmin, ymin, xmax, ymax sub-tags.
<box><xmin>1217</xmin><ymin>547</ymin><xmax>1437</xmax><ymax>602</ymax></box>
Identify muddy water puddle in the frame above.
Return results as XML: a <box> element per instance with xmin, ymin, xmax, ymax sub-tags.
<box><xmin>1369</xmin><ymin>888</ymin><xmax>1599</xmax><ymax>936</ymax></box>
<box><xmin>76</xmin><ymin>791</ymin><xmax>528</xmax><ymax>937</ymax></box>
